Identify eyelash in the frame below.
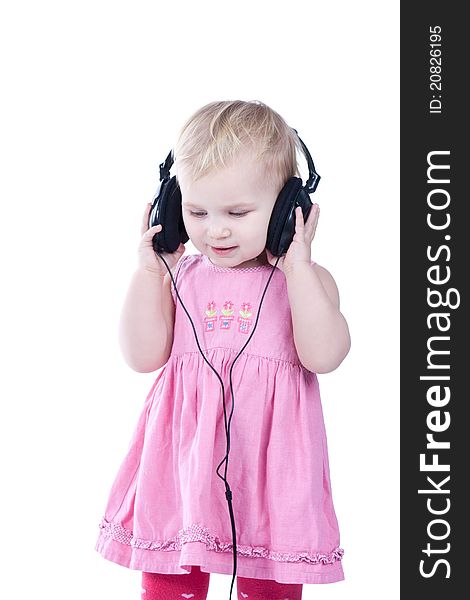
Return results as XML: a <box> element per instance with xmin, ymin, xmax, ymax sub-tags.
<box><xmin>189</xmin><ymin>211</ymin><xmax>249</xmax><ymax>218</ymax></box>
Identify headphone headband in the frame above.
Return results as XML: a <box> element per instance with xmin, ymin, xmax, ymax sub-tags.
<box><xmin>159</xmin><ymin>149</ymin><xmax>174</xmax><ymax>181</ymax></box>
<box><xmin>291</xmin><ymin>129</ymin><xmax>320</xmax><ymax>193</ymax></box>
<box><xmin>158</xmin><ymin>128</ymin><xmax>320</xmax><ymax>193</ymax></box>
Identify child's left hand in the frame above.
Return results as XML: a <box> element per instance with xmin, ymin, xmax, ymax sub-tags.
<box><xmin>266</xmin><ymin>204</ymin><xmax>320</xmax><ymax>276</ymax></box>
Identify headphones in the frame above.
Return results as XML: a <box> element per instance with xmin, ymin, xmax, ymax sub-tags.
<box><xmin>148</xmin><ymin>129</ymin><xmax>320</xmax><ymax>256</ymax></box>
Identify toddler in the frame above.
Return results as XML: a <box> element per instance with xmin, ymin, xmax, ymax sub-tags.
<box><xmin>95</xmin><ymin>100</ymin><xmax>351</xmax><ymax>599</ymax></box>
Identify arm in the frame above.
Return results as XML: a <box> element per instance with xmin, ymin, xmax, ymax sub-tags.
<box><xmin>285</xmin><ymin>262</ymin><xmax>351</xmax><ymax>374</ymax></box>
<box><xmin>118</xmin><ymin>267</ymin><xmax>176</xmax><ymax>373</ymax></box>
<box><xmin>119</xmin><ymin>202</ymin><xmax>185</xmax><ymax>373</ymax></box>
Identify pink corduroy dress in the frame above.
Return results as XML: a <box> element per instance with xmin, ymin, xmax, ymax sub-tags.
<box><xmin>95</xmin><ymin>252</ymin><xmax>344</xmax><ymax>584</ymax></box>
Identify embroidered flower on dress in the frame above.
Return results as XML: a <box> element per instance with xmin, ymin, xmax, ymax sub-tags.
<box><xmin>205</xmin><ymin>301</ymin><xmax>217</xmax><ymax>317</ymax></box>
<box><xmin>222</xmin><ymin>300</ymin><xmax>234</xmax><ymax>315</ymax></box>
<box><xmin>237</xmin><ymin>302</ymin><xmax>253</xmax><ymax>334</ymax></box>
<box><xmin>219</xmin><ymin>300</ymin><xmax>235</xmax><ymax>330</ymax></box>
<box><xmin>204</xmin><ymin>300</ymin><xmax>219</xmax><ymax>331</ymax></box>
<box><xmin>239</xmin><ymin>302</ymin><xmax>252</xmax><ymax>318</ymax></box>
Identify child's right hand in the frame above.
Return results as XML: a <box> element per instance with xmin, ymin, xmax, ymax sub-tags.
<box><xmin>138</xmin><ymin>203</ymin><xmax>186</xmax><ymax>277</ymax></box>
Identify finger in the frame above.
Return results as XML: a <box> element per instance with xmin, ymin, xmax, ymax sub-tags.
<box><xmin>308</xmin><ymin>205</ymin><xmax>320</xmax><ymax>239</ymax></box>
<box><xmin>295</xmin><ymin>206</ymin><xmax>304</xmax><ymax>231</ymax></box>
<box><xmin>143</xmin><ymin>224</ymin><xmax>162</xmax><ymax>239</ymax></box>
<box><xmin>308</xmin><ymin>203</ymin><xmax>319</xmax><ymax>220</ymax></box>
<box><xmin>141</xmin><ymin>203</ymin><xmax>152</xmax><ymax>235</ymax></box>
<box><xmin>306</xmin><ymin>204</ymin><xmax>319</xmax><ymax>236</ymax></box>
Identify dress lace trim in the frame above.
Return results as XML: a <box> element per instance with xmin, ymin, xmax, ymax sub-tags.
<box><xmin>98</xmin><ymin>518</ymin><xmax>344</xmax><ymax>565</ymax></box>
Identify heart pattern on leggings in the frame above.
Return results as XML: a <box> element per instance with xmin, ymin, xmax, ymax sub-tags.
<box><xmin>181</xmin><ymin>595</ymin><xmax>195</xmax><ymax>599</ymax></box>
<box><xmin>241</xmin><ymin>594</ymin><xmax>248</xmax><ymax>598</ymax></box>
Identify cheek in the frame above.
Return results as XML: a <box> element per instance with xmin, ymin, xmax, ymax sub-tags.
<box><xmin>182</xmin><ymin>216</ymin><xmax>196</xmax><ymax>236</ymax></box>
<box><xmin>243</xmin><ymin>222</ymin><xmax>266</xmax><ymax>247</ymax></box>
<box><xmin>252</xmin><ymin>214</ymin><xmax>271</xmax><ymax>236</ymax></box>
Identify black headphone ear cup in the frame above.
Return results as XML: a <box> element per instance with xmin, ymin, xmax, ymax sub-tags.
<box><xmin>266</xmin><ymin>178</ymin><xmax>304</xmax><ymax>256</ymax></box>
<box><xmin>148</xmin><ymin>176</ymin><xmax>189</xmax><ymax>254</ymax></box>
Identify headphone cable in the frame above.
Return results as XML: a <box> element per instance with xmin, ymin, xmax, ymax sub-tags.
<box><xmin>157</xmin><ymin>251</ymin><xmax>281</xmax><ymax>599</ymax></box>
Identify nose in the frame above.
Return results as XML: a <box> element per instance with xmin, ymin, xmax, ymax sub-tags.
<box><xmin>208</xmin><ymin>221</ymin><xmax>231</xmax><ymax>240</ymax></box>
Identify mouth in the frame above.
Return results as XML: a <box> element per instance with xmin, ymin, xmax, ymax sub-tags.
<box><xmin>211</xmin><ymin>245</ymin><xmax>237</xmax><ymax>255</ymax></box>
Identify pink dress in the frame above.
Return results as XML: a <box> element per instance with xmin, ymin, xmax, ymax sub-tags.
<box><xmin>95</xmin><ymin>253</ymin><xmax>344</xmax><ymax>584</ymax></box>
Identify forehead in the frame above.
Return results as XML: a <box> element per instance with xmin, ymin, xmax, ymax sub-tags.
<box><xmin>178</xmin><ymin>151</ymin><xmax>275</xmax><ymax>205</ymax></box>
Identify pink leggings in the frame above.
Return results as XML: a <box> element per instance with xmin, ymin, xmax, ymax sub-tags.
<box><xmin>141</xmin><ymin>565</ymin><xmax>303</xmax><ymax>599</ymax></box>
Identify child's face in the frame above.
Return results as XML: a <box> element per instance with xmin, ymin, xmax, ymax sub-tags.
<box><xmin>179</xmin><ymin>149</ymin><xmax>279</xmax><ymax>269</ymax></box>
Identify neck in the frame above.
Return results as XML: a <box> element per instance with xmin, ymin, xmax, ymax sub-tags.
<box><xmin>253</xmin><ymin>251</ymin><xmax>268</xmax><ymax>265</ymax></box>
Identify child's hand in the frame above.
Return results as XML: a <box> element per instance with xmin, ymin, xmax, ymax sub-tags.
<box><xmin>266</xmin><ymin>204</ymin><xmax>319</xmax><ymax>277</ymax></box>
<box><xmin>137</xmin><ymin>203</ymin><xmax>186</xmax><ymax>277</ymax></box>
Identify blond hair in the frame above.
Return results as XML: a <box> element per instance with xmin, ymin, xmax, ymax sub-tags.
<box><xmin>173</xmin><ymin>100</ymin><xmax>303</xmax><ymax>192</ymax></box>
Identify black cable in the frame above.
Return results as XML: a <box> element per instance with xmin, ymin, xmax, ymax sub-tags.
<box><xmin>157</xmin><ymin>251</ymin><xmax>281</xmax><ymax>599</ymax></box>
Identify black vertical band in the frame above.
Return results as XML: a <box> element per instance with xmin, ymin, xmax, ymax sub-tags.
<box><xmin>401</xmin><ymin>3</ymin><xmax>467</xmax><ymax>597</ymax></box>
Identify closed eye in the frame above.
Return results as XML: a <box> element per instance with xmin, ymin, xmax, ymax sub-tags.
<box><xmin>189</xmin><ymin>211</ymin><xmax>249</xmax><ymax>218</ymax></box>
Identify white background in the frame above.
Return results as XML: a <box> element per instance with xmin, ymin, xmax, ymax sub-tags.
<box><xmin>0</xmin><ymin>1</ymin><xmax>399</xmax><ymax>598</ymax></box>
